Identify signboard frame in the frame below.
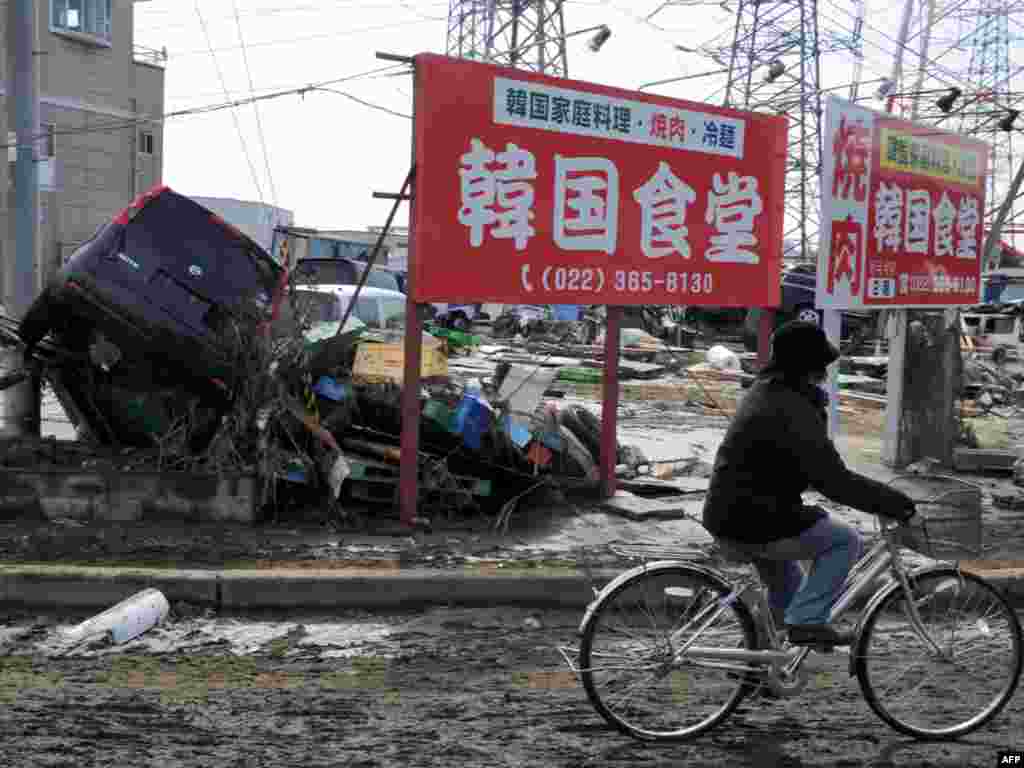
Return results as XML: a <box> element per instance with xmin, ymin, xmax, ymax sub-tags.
<box><xmin>397</xmin><ymin>52</ymin><xmax>791</xmax><ymax>527</ymax></box>
<box><xmin>410</xmin><ymin>53</ymin><xmax>789</xmax><ymax>308</ymax></box>
<box><xmin>816</xmin><ymin>95</ymin><xmax>990</xmax><ymax>311</ymax></box>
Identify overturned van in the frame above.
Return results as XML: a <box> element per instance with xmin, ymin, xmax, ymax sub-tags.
<box><xmin>19</xmin><ymin>186</ymin><xmax>285</xmax><ymax>446</ymax></box>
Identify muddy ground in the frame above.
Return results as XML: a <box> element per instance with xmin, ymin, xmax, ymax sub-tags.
<box><xmin>0</xmin><ymin>606</ymin><xmax>1021</xmax><ymax>767</ymax></box>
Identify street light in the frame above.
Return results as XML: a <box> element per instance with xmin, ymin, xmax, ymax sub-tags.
<box><xmin>587</xmin><ymin>25</ymin><xmax>612</xmax><ymax>52</ymax></box>
<box><xmin>936</xmin><ymin>87</ymin><xmax>961</xmax><ymax>113</ymax></box>
<box><xmin>501</xmin><ymin>24</ymin><xmax>612</xmax><ymax>58</ymax></box>
<box><xmin>999</xmin><ymin>109</ymin><xmax>1020</xmax><ymax>132</ymax></box>
<box><xmin>764</xmin><ymin>59</ymin><xmax>786</xmax><ymax>83</ymax></box>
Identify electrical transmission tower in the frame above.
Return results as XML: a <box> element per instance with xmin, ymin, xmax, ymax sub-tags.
<box><xmin>891</xmin><ymin>0</ymin><xmax>1022</xmax><ymax>256</ymax></box>
<box><xmin>446</xmin><ymin>1</ymin><xmax>569</xmax><ymax>76</ymax></box>
<box><xmin>959</xmin><ymin>0</ymin><xmax>1018</xmax><ymax>250</ymax></box>
<box><xmin>721</xmin><ymin>0</ymin><xmax>828</xmax><ymax>264</ymax></box>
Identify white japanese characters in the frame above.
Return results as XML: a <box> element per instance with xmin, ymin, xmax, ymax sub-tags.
<box><xmin>457</xmin><ymin>138</ymin><xmax>764</xmax><ymax>262</ymax></box>
<box><xmin>457</xmin><ymin>139</ymin><xmax>497</xmax><ymax>248</ymax></box>
<box><xmin>704</xmin><ymin>172</ymin><xmax>764</xmax><ymax>263</ymax></box>
<box><xmin>553</xmin><ymin>155</ymin><xmax>619</xmax><ymax>254</ymax></box>
<box><xmin>633</xmin><ymin>162</ymin><xmax>696</xmax><ymax>259</ymax></box>
<box><xmin>874</xmin><ymin>182</ymin><xmax>903</xmax><ymax>252</ymax></box>
<box><xmin>493</xmin><ymin>144</ymin><xmax>538</xmax><ymax>250</ymax></box>
<box><xmin>865</xmin><ymin>179</ymin><xmax>980</xmax><ymax>261</ymax></box>
<box><xmin>904</xmin><ymin>190</ymin><xmax>931</xmax><ymax>255</ymax></box>
<box><xmin>956</xmin><ymin>196</ymin><xmax>980</xmax><ymax>260</ymax></box>
<box><xmin>457</xmin><ymin>139</ymin><xmax>537</xmax><ymax>251</ymax></box>
<box><xmin>932</xmin><ymin>192</ymin><xmax>956</xmax><ymax>258</ymax></box>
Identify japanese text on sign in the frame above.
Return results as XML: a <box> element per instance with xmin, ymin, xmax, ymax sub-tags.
<box><xmin>880</xmin><ymin>128</ymin><xmax>981</xmax><ymax>187</ymax></box>
<box><xmin>494</xmin><ymin>77</ymin><xmax>746</xmax><ymax>159</ymax></box>
<box><xmin>412</xmin><ymin>53</ymin><xmax>787</xmax><ymax>306</ymax></box>
<box><xmin>457</xmin><ymin>138</ymin><xmax>764</xmax><ymax>262</ymax></box>
<box><xmin>816</xmin><ymin>95</ymin><xmax>988</xmax><ymax>310</ymax></box>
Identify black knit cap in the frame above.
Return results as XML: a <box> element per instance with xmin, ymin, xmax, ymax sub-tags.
<box><xmin>764</xmin><ymin>320</ymin><xmax>839</xmax><ymax>375</ymax></box>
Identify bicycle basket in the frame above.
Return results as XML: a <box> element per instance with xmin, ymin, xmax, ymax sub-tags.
<box><xmin>887</xmin><ymin>474</ymin><xmax>983</xmax><ymax>560</ymax></box>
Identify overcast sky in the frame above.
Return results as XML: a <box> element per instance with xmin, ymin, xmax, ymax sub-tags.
<box><xmin>134</xmin><ymin>0</ymin><xmax>978</xmax><ymax>231</ymax></box>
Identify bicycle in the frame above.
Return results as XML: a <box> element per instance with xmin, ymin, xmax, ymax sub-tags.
<box><xmin>557</xmin><ymin>477</ymin><xmax>1023</xmax><ymax>741</ymax></box>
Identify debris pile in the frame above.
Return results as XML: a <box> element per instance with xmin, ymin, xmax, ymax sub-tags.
<box><xmin>9</xmin><ymin>186</ymin><xmax>1022</xmax><ymax>524</ymax></box>
<box><xmin>1</xmin><ymin>188</ymin><xmax>676</xmax><ymax>528</ymax></box>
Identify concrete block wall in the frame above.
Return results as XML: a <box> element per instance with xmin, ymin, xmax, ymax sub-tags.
<box><xmin>0</xmin><ymin>469</ymin><xmax>260</xmax><ymax>524</ymax></box>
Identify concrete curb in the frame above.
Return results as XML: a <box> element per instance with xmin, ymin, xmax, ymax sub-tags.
<box><xmin>0</xmin><ymin>564</ymin><xmax>1022</xmax><ymax>611</ymax></box>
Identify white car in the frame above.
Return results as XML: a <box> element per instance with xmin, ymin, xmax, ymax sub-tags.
<box><xmin>293</xmin><ymin>285</ymin><xmax>406</xmax><ymax>331</ymax></box>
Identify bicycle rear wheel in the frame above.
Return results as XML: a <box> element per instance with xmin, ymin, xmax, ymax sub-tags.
<box><xmin>855</xmin><ymin>568</ymin><xmax>1023</xmax><ymax>739</ymax></box>
<box><xmin>579</xmin><ymin>565</ymin><xmax>758</xmax><ymax>741</ymax></box>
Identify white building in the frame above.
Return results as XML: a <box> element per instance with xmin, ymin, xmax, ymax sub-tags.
<box><xmin>192</xmin><ymin>197</ymin><xmax>294</xmax><ymax>254</ymax></box>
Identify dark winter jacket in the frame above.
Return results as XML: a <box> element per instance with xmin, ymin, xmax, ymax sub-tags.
<box><xmin>702</xmin><ymin>372</ymin><xmax>914</xmax><ymax>543</ymax></box>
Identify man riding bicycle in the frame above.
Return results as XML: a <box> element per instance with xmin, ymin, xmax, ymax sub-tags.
<box><xmin>702</xmin><ymin>320</ymin><xmax>917</xmax><ymax>647</ymax></box>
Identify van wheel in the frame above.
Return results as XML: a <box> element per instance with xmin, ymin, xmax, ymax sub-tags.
<box><xmin>449</xmin><ymin>313</ymin><xmax>471</xmax><ymax>332</ymax></box>
<box><xmin>993</xmin><ymin>345</ymin><xmax>1011</xmax><ymax>366</ymax></box>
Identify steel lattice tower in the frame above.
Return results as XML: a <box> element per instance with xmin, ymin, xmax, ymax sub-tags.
<box><xmin>722</xmin><ymin>0</ymin><xmax>824</xmax><ymax>264</ymax></box>
<box><xmin>889</xmin><ymin>0</ymin><xmax>1022</xmax><ymax>255</ymax></box>
<box><xmin>960</xmin><ymin>1</ymin><xmax>1017</xmax><ymax>251</ymax></box>
<box><xmin>447</xmin><ymin>0</ymin><xmax>569</xmax><ymax>76</ymax></box>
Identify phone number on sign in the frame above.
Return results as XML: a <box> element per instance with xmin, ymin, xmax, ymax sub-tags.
<box><xmin>521</xmin><ymin>265</ymin><xmax>715</xmax><ymax>294</ymax></box>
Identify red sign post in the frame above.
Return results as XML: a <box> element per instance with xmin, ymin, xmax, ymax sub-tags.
<box><xmin>400</xmin><ymin>54</ymin><xmax>788</xmax><ymax>526</ymax></box>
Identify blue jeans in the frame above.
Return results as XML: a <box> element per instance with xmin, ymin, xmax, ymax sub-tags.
<box><xmin>717</xmin><ymin>515</ymin><xmax>864</xmax><ymax>625</ymax></box>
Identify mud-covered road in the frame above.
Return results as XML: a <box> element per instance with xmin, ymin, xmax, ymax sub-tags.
<box><xmin>1</xmin><ymin>606</ymin><xmax>1021</xmax><ymax>767</ymax></box>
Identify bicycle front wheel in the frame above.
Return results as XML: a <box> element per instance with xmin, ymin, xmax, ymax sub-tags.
<box><xmin>579</xmin><ymin>565</ymin><xmax>758</xmax><ymax>741</ymax></box>
<box><xmin>855</xmin><ymin>568</ymin><xmax>1023</xmax><ymax>739</ymax></box>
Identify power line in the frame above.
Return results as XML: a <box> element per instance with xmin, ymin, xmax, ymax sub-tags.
<box><xmin>195</xmin><ymin>1</ymin><xmax>265</xmax><ymax>204</ymax></box>
<box><xmin>312</xmin><ymin>87</ymin><xmax>412</xmax><ymax>119</ymax></box>
<box><xmin>166</xmin><ymin>18</ymin><xmax>438</xmax><ymax>60</ymax></box>
<box><xmin>163</xmin><ymin>67</ymin><xmax>411</xmax><ymax>104</ymax></box>
<box><xmin>136</xmin><ymin>1</ymin><xmax>449</xmax><ymax>34</ymax></box>
<box><xmin>819</xmin><ymin>0</ymin><xmax>1022</xmax><ymax>121</ymax></box>
<box><xmin>0</xmin><ymin>64</ymin><xmax>413</xmax><ymax>153</ymax></box>
<box><xmin>232</xmin><ymin>0</ymin><xmax>278</xmax><ymax>207</ymax></box>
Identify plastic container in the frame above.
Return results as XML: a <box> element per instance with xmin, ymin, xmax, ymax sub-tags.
<box><xmin>64</xmin><ymin>588</ymin><xmax>170</xmax><ymax>646</ymax></box>
<box><xmin>452</xmin><ymin>393</ymin><xmax>493</xmax><ymax>451</ymax></box>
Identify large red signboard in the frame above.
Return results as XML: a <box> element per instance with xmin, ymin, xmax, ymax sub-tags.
<box><xmin>410</xmin><ymin>54</ymin><xmax>788</xmax><ymax>306</ymax></box>
<box><xmin>817</xmin><ymin>95</ymin><xmax>990</xmax><ymax>309</ymax></box>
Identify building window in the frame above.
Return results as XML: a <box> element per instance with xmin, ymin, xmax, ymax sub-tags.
<box><xmin>41</xmin><ymin>124</ymin><xmax>56</xmax><ymax>159</ymax></box>
<box><xmin>51</xmin><ymin>0</ymin><xmax>112</xmax><ymax>41</ymax></box>
<box><xmin>139</xmin><ymin>130</ymin><xmax>155</xmax><ymax>156</ymax></box>
<box><xmin>7</xmin><ymin>125</ymin><xmax>56</xmax><ymax>161</ymax></box>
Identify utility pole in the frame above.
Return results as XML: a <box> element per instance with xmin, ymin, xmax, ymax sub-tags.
<box><xmin>2</xmin><ymin>0</ymin><xmax>41</xmax><ymax>438</ymax></box>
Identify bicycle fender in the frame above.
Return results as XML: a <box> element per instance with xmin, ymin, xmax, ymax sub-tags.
<box><xmin>578</xmin><ymin>560</ymin><xmax>737</xmax><ymax>634</ymax></box>
<box><xmin>846</xmin><ymin>564</ymin><xmax>962</xmax><ymax>677</ymax></box>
